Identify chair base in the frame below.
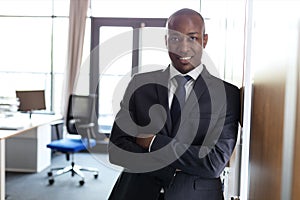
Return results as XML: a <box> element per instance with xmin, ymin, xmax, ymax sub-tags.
<box><xmin>47</xmin><ymin>161</ymin><xmax>99</xmax><ymax>186</ymax></box>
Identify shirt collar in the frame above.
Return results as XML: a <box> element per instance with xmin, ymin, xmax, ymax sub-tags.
<box><xmin>169</xmin><ymin>64</ymin><xmax>203</xmax><ymax>81</ymax></box>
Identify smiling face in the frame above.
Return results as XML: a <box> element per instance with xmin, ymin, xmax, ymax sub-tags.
<box><xmin>166</xmin><ymin>11</ymin><xmax>208</xmax><ymax>74</ymax></box>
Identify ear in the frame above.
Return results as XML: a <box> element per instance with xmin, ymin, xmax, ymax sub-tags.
<box><xmin>203</xmin><ymin>34</ymin><xmax>208</xmax><ymax>48</ymax></box>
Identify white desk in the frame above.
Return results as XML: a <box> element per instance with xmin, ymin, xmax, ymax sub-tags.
<box><xmin>0</xmin><ymin>113</ymin><xmax>61</xmax><ymax>200</ymax></box>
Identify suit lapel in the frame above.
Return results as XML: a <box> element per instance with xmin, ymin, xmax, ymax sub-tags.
<box><xmin>181</xmin><ymin>66</ymin><xmax>213</xmax><ymax>123</ymax></box>
<box><xmin>155</xmin><ymin>67</ymin><xmax>172</xmax><ymax>135</ymax></box>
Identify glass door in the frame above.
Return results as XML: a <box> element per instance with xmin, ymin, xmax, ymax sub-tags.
<box><xmin>90</xmin><ymin>18</ymin><xmax>167</xmax><ymax>134</ymax></box>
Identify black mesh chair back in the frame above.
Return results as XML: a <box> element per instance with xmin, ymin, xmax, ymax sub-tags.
<box><xmin>66</xmin><ymin>94</ymin><xmax>95</xmax><ymax>136</ymax></box>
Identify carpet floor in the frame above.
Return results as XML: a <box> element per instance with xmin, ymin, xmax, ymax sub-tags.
<box><xmin>5</xmin><ymin>152</ymin><xmax>122</xmax><ymax>200</ymax></box>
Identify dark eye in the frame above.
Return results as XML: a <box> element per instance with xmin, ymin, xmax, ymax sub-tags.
<box><xmin>170</xmin><ymin>36</ymin><xmax>180</xmax><ymax>42</ymax></box>
<box><xmin>189</xmin><ymin>36</ymin><xmax>198</xmax><ymax>41</ymax></box>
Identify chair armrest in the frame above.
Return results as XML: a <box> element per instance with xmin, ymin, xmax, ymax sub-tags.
<box><xmin>51</xmin><ymin>119</ymin><xmax>64</xmax><ymax>140</ymax></box>
<box><xmin>78</xmin><ymin>123</ymin><xmax>95</xmax><ymax>129</ymax></box>
<box><xmin>77</xmin><ymin>123</ymin><xmax>96</xmax><ymax>140</ymax></box>
<box><xmin>69</xmin><ymin>119</ymin><xmax>81</xmax><ymax>125</ymax></box>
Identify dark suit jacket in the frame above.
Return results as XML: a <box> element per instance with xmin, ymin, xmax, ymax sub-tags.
<box><xmin>108</xmin><ymin>66</ymin><xmax>240</xmax><ymax>200</ymax></box>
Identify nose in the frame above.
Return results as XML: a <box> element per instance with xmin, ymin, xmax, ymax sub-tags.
<box><xmin>178</xmin><ymin>38</ymin><xmax>190</xmax><ymax>54</ymax></box>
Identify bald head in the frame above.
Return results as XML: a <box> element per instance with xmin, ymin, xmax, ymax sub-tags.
<box><xmin>167</xmin><ymin>8</ymin><xmax>205</xmax><ymax>35</ymax></box>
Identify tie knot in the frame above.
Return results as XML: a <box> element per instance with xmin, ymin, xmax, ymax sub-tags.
<box><xmin>174</xmin><ymin>75</ymin><xmax>192</xmax><ymax>87</ymax></box>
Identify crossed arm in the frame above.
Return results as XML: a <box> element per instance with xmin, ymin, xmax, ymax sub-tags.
<box><xmin>108</xmin><ymin>75</ymin><xmax>240</xmax><ymax>181</ymax></box>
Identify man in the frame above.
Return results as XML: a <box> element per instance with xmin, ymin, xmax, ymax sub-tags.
<box><xmin>108</xmin><ymin>8</ymin><xmax>240</xmax><ymax>200</ymax></box>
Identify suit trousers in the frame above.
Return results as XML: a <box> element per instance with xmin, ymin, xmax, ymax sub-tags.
<box><xmin>163</xmin><ymin>172</ymin><xmax>224</xmax><ymax>200</ymax></box>
<box><xmin>108</xmin><ymin>172</ymin><xmax>163</xmax><ymax>200</ymax></box>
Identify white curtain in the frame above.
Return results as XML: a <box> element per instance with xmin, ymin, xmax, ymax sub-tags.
<box><xmin>62</xmin><ymin>0</ymin><xmax>89</xmax><ymax>116</ymax></box>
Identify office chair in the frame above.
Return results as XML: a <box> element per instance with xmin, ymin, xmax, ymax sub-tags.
<box><xmin>47</xmin><ymin>94</ymin><xmax>99</xmax><ymax>186</ymax></box>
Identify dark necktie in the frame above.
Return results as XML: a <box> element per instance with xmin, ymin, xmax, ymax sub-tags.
<box><xmin>170</xmin><ymin>75</ymin><xmax>192</xmax><ymax>134</ymax></box>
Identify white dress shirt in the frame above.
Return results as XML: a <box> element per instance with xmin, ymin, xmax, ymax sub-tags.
<box><xmin>168</xmin><ymin>64</ymin><xmax>203</xmax><ymax>107</ymax></box>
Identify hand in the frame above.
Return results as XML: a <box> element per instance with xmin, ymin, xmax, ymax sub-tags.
<box><xmin>136</xmin><ymin>134</ymin><xmax>155</xmax><ymax>149</ymax></box>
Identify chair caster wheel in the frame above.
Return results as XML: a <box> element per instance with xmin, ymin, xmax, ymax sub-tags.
<box><xmin>94</xmin><ymin>174</ymin><xmax>98</xmax><ymax>179</ymax></box>
<box><xmin>79</xmin><ymin>180</ymin><xmax>85</xmax><ymax>186</ymax></box>
<box><xmin>48</xmin><ymin>172</ymin><xmax>53</xmax><ymax>177</ymax></box>
<box><xmin>49</xmin><ymin>179</ymin><xmax>54</xmax><ymax>185</ymax></box>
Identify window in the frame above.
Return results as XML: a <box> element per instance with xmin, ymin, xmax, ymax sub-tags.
<box><xmin>0</xmin><ymin>0</ymin><xmax>70</xmax><ymax>114</ymax></box>
<box><xmin>201</xmin><ymin>0</ymin><xmax>245</xmax><ymax>87</ymax></box>
<box><xmin>98</xmin><ymin>26</ymin><xmax>133</xmax><ymax>132</ymax></box>
<box><xmin>0</xmin><ymin>0</ymin><xmax>201</xmax><ymax>122</ymax></box>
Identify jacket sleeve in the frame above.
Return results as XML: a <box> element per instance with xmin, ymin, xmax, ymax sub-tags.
<box><xmin>108</xmin><ymin>74</ymin><xmax>176</xmax><ymax>187</ymax></box>
<box><xmin>108</xmin><ymin>75</ymin><xmax>146</xmax><ymax>159</ymax></box>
